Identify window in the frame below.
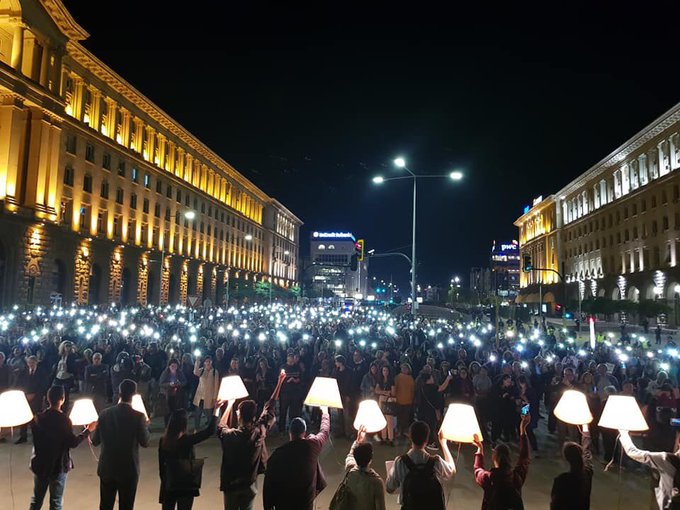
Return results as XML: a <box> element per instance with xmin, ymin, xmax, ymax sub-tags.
<box><xmin>632</xmin><ymin>203</ymin><xmax>637</xmax><ymax>216</ymax></box>
<box><xmin>633</xmin><ymin>226</ymin><xmax>638</xmax><ymax>239</ymax></box>
<box><xmin>116</xmin><ymin>188</ymin><xmax>124</xmax><ymax>204</ymax></box>
<box><xmin>165</xmin><ymin>208</ymin><xmax>170</xmax><ymax>221</ymax></box>
<box><xmin>130</xmin><ymin>193</ymin><xmax>137</xmax><ymax>209</ymax></box>
<box><xmin>143</xmin><ymin>198</ymin><xmax>149</xmax><ymax>214</ymax></box>
<box><xmin>100</xmin><ymin>180</ymin><xmax>109</xmax><ymax>199</ymax></box>
<box><xmin>156</xmin><ymin>179</ymin><xmax>162</xmax><ymax>193</ymax></box>
<box><xmin>154</xmin><ymin>203</ymin><xmax>161</xmax><ymax>218</ymax></box>
<box><xmin>63</xmin><ymin>165</ymin><xmax>74</xmax><ymax>186</ymax></box>
<box><xmin>652</xmin><ymin>220</ymin><xmax>658</xmax><ymax>235</ymax></box>
<box><xmin>674</xmin><ymin>185</ymin><xmax>680</xmax><ymax>202</ymax></box>
<box><xmin>616</xmin><ymin>232</ymin><xmax>621</xmax><ymax>244</ymax></box>
<box><xmin>652</xmin><ymin>195</ymin><xmax>657</xmax><ymax>208</ymax></box>
<box><xmin>83</xmin><ymin>174</ymin><xmax>92</xmax><ymax>193</ymax></box>
<box><xmin>85</xmin><ymin>143</ymin><xmax>95</xmax><ymax>162</ymax></box>
<box><xmin>102</xmin><ymin>152</ymin><xmax>111</xmax><ymax>170</ymax></box>
<box><xmin>663</xmin><ymin>216</ymin><xmax>669</xmax><ymax>231</ymax></box>
<box><xmin>641</xmin><ymin>199</ymin><xmax>646</xmax><ymax>212</ymax></box>
<box><xmin>176</xmin><ymin>189</ymin><xmax>182</xmax><ymax>203</ymax></box>
<box><xmin>662</xmin><ymin>190</ymin><xmax>668</xmax><ymax>204</ymax></box>
<box><xmin>175</xmin><ymin>211</ymin><xmax>180</xmax><ymax>225</ymax></box>
<box><xmin>131</xmin><ymin>167</ymin><xmax>138</xmax><ymax>183</ymax></box>
<box><xmin>144</xmin><ymin>173</ymin><xmax>150</xmax><ymax>188</ymax></box>
<box><xmin>65</xmin><ymin>134</ymin><xmax>76</xmax><ymax>154</ymax></box>
<box><xmin>623</xmin><ymin>207</ymin><xmax>628</xmax><ymax>219</ymax></box>
<box><xmin>166</xmin><ymin>184</ymin><xmax>172</xmax><ymax>198</ymax></box>
<box><xmin>624</xmin><ymin>230</ymin><xmax>629</xmax><ymax>242</ymax></box>
<box><xmin>118</xmin><ymin>161</ymin><xmax>126</xmax><ymax>177</ymax></box>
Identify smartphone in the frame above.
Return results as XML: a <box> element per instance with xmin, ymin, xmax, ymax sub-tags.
<box><xmin>521</xmin><ymin>404</ymin><xmax>530</xmax><ymax>416</ymax></box>
<box><xmin>671</xmin><ymin>418</ymin><xmax>680</xmax><ymax>427</ymax></box>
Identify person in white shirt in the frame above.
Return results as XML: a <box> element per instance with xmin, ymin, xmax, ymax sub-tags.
<box><xmin>619</xmin><ymin>430</ymin><xmax>680</xmax><ymax>510</ymax></box>
<box><xmin>385</xmin><ymin>420</ymin><xmax>455</xmax><ymax>508</ymax></box>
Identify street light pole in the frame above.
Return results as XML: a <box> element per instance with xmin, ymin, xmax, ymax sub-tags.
<box><xmin>411</xmin><ymin>175</ymin><xmax>418</xmax><ymax>314</ymax></box>
<box><xmin>373</xmin><ymin>158</ymin><xmax>463</xmax><ymax>315</ymax></box>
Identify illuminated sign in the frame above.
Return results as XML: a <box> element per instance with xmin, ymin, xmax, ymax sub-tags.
<box><xmin>523</xmin><ymin>205</ymin><xmax>530</xmax><ymax>214</ymax></box>
<box><xmin>312</xmin><ymin>231</ymin><xmax>356</xmax><ymax>240</ymax></box>
<box><xmin>532</xmin><ymin>195</ymin><xmax>543</xmax><ymax>206</ymax></box>
<box><xmin>500</xmin><ymin>243</ymin><xmax>518</xmax><ymax>251</ymax></box>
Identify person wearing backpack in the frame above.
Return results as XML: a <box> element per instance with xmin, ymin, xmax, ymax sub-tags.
<box><xmin>619</xmin><ymin>429</ymin><xmax>680</xmax><ymax>510</ymax></box>
<box><xmin>330</xmin><ymin>425</ymin><xmax>386</xmax><ymax>510</ymax></box>
<box><xmin>472</xmin><ymin>413</ymin><xmax>531</xmax><ymax>510</ymax></box>
<box><xmin>385</xmin><ymin>420</ymin><xmax>455</xmax><ymax>510</ymax></box>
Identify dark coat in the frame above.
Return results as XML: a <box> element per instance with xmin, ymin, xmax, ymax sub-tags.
<box><xmin>158</xmin><ymin>416</ymin><xmax>216</xmax><ymax>501</ymax></box>
<box><xmin>91</xmin><ymin>402</ymin><xmax>150</xmax><ymax>480</ymax></box>
<box><xmin>218</xmin><ymin>398</ymin><xmax>276</xmax><ymax>492</ymax></box>
<box><xmin>30</xmin><ymin>408</ymin><xmax>89</xmax><ymax>478</ymax></box>
<box><xmin>263</xmin><ymin>412</ymin><xmax>330</xmax><ymax>510</ymax></box>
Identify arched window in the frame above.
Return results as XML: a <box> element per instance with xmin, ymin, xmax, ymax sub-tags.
<box><xmin>328</xmin><ymin>244</ymin><xmax>335</xmax><ymax>249</ymax></box>
<box><xmin>318</xmin><ymin>244</ymin><xmax>326</xmax><ymax>250</ymax></box>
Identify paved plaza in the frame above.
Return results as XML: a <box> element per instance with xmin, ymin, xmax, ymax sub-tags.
<box><xmin>0</xmin><ymin>413</ymin><xmax>653</xmax><ymax>510</ymax></box>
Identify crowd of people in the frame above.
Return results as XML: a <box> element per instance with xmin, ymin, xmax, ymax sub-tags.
<box><xmin>1</xmin><ymin>302</ymin><xmax>680</xmax><ymax>509</ymax></box>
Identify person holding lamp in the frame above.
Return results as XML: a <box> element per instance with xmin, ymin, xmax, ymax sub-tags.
<box><xmin>550</xmin><ymin>423</ymin><xmax>593</xmax><ymax>510</ymax></box>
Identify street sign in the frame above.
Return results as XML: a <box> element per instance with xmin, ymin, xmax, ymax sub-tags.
<box><xmin>187</xmin><ymin>295</ymin><xmax>200</xmax><ymax>307</ymax></box>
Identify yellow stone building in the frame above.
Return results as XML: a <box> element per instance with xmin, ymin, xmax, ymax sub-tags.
<box><xmin>0</xmin><ymin>0</ymin><xmax>301</xmax><ymax>307</ymax></box>
<box><xmin>515</xmin><ymin>101</ymin><xmax>680</xmax><ymax>322</ymax></box>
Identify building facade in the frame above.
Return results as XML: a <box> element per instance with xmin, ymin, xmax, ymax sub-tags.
<box><xmin>308</xmin><ymin>231</ymin><xmax>368</xmax><ymax>299</ymax></box>
<box><xmin>515</xmin><ymin>101</ymin><xmax>680</xmax><ymax>321</ymax></box>
<box><xmin>469</xmin><ymin>267</ymin><xmax>492</xmax><ymax>299</ymax></box>
<box><xmin>0</xmin><ymin>0</ymin><xmax>301</xmax><ymax>308</ymax></box>
<box><xmin>490</xmin><ymin>240</ymin><xmax>520</xmax><ymax>298</ymax></box>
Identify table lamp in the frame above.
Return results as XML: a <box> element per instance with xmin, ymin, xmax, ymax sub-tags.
<box><xmin>304</xmin><ymin>377</ymin><xmax>343</xmax><ymax>408</ymax></box>
<box><xmin>554</xmin><ymin>390</ymin><xmax>593</xmax><ymax>425</ymax></box>
<box><xmin>598</xmin><ymin>395</ymin><xmax>649</xmax><ymax>431</ymax></box>
<box><xmin>353</xmin><ymin>399</ymin><xmax>387</xmax><ymax>433</ymax></box>
<box><xmin>131</xmin><ymin>394</ymin><xmax>148</xmax><ymax>420</ymax></box>
<box><xmin>217</xmin><ymin>375</ymin><xmax>250</xmax><ymax>401</ymax></box>
<box><xmin>439</xmin><ymin>403</ymin><xmax>482</xmax><ymax>443</ymax></box>
<box><xmin>69</xmin><ymin>398</ymin><xmax>99</xmax><ymax>426</ymax></box>
<box><xmin>0</xmin><ymin>390</ymin><xmax>33</xmax><ymax>427</ymax></box>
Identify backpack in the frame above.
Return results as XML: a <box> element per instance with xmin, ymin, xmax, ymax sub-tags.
<box><xmin>400</xmin><ymin>455</ymin><xmax>445</xmax><ymax>510</ymax></box>
<box><xmin>487</xmin><ymin>468</ymin><xmax>524</xmax><ymax>510</ymax></box>
<box><xmin>329</xmin><ymin>471</ymin><xmax>356</xmax><ymax>510</ymax></box>
<box><xmin>666</xmin><ymin>454</ymin><xmax>680</xmax><ymax>510</ymax></box>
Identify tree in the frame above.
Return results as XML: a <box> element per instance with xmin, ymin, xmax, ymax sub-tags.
<box><xmin>289</xmin><ymin>285</ymin><xmax>301</xmax><ymax>298</ymax></box>
<box><xmin>255</xmin><ymin>280</ymin><xmax>271</xmax><ymax>298</ymax></box>
<box><xmin>637</xmin><ymin>299</ymin><xmax>671</xmax><ymax>318</ymax></box>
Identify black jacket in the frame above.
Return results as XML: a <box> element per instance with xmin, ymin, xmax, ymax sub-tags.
<box><xmin>159</xmin><ymin>416</ymin><xmax>216</xmax><ymax>501</ymax></box>
<box><xmin>218</xmin><ymin>398</ymin><xmax>276</xmax><ymax>492</ymax></box>
<box><xmin>30</xmin><ymin>409</ymin><xmax>89</xmax><ymax>478</ymax></box>
<box><xmin>91</xmin><ymin>402</ymin><xmax>150</xmax><ymax>480</ymax></box>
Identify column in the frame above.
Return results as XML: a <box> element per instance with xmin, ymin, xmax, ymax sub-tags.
<box><xmin>88</xmin><ymin>87</ymin><xmax>101</xmax><ymax>131</ymax></box>
<box><xmin>39</xmin><ymin>44</ymin><xmax>49</xmax><ymax>87</ymax></box>
<box><xmin>10</xmin><ymin>24</ymin><xmax>25</xmax><ymax>72</ymax></box>
<box><xmin>659</xmin><ymin>141</ymin><xmax>669</xmax><ymax>176</ymax></box>
<box><xmin>0</xmin><ymin>97</ymin><xmax>27</xmax><ymax>202</ymax></box>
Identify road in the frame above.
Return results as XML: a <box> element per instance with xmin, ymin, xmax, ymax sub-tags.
<box><xmin>0</xmin><ymin>413</ymin><xmax>652</xmax><ymax>510</ymax></box>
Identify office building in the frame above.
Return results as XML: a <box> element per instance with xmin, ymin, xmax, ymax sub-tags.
<box><xmin>0</xmin><ymin>0</ymin><xmax>301</xmax><ymax>307</ymax></box>
<box><xmin>490</xmin><ymin>240</ymin><xmax>520</xmax><ymax>298</ymax></box>
<box><xmin>515</xmin><ymin>101</ymin><xmax>680</xmax><ymax>322</ymax></box>
<box><xmin>308</xmin><ymin>231</ymin><xmax>368</xmax><ymax>299</ymax></box>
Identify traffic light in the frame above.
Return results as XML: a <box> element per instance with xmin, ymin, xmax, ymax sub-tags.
<box><xmin>355</xmin><ymin>239</ymin><xmax>365</xmax><ymax>261</ymax></box>
<box><xmin>350</xmin><ymin>254</ymin><xmax>359</xmax><ymax>271</ymax></box>
<box><xmin>522</xmin><ymin>254</ymin><xmax>532</xmax><ymax>272</ymax></box>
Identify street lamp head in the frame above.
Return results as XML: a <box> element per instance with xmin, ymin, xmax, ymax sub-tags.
<box><xmin>284</xmin><ymin>250</ymin><xmax>290</xmax><ymax>255</ymax></box>
<box><xmin>244</xmin><ymin>234</ymin><xmax>253</xmax><ymax>241</ymax></box>
<box><xmin>372</xmin><ymin>176</ymin><xmax>385</xmax><ymax>184</ymax></box>
<box><xmin>184</xmin><ymin>211</ymin><xmax>196</xmax><ymax>220</ymax></box>
<box><xmin>394</xmin><ymin>157</ymin><xmax>406</xmax><ymax>168</ymax></box>
<box><xmin>449</xmin><ymin>171</ymin><xmax>464</xmax><ymax>181</ymax></box>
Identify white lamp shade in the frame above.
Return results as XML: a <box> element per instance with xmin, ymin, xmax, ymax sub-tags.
<box><xmin>69</xmin><ymin>398</ymin><xmax>98</xmax><ymax>426</ymax></box>
<box><xmin>304</xmin><ymin>377</ymin><xmax>343</xmax><ymax>408</ymax></box>
<box><xmin>353</xmin><ymin>400</ymin><xmax>387</xmax><ymax>433</ymax></box>
<box><xmin>439</xmin><ymin>403</ymin><xmax>482</xmax><ymax>443</ymax></box>
<box><xmin>598</xmin><ymin>395</ymin><xmax>649</xmax><ymax>431</ymax></box>
<box><xmin>0</xmin><ymin>390</ymin><xmax>34</xmax><ymax>427</ymax></box>
<box><xmin>217</xmin><ymin>376</ymin><xmax>249</xmax><ymax>401</ymax></box>
<box><xmin>554</xmin><ymin>390</ymin><xmax>593</xmax><ymax>425</ymax></box>
<box><xmin>131</xmin><ymin>394</ymin><xmax>148</xmax><ymax>420</ymax></box>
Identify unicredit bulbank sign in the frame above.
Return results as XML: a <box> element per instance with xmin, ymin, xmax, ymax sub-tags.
<box><xmin>312</xmin><ymin>231</ymin><xmax>356</xmax><ymax>241</ymax></box>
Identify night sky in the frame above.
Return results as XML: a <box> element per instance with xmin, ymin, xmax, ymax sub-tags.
<box><xmin>63</xmin><ymin>1</ymin><xmax>680</xmax><ymax>294</ymax></box>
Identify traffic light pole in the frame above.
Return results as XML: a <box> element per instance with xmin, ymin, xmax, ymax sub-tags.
<box><xmin>527</xmin><ymin>266</ymin><xmax>567</xmax><ymax>329</ymax></box>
